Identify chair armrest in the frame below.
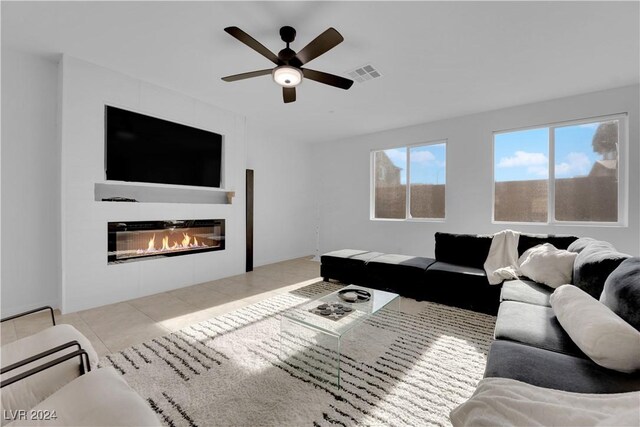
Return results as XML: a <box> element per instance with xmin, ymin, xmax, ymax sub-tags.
<box><xmin>1</xmin><ymin>306</ymin><xmax>56</xmax><ymax>326</ymax></box>
<box><xmin>1</xmin><ymin>349</ymin><xmax>92</xmax><ymax>388</ymax></box>
<box><xmin>1</xmin><ymin>341</ymin><xmax>89</xmax><ymax>375</ymax></box>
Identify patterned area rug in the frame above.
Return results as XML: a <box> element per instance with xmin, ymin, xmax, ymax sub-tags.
<box><xmin>100</xmin><ymin>281</ymin><xmax>496</xmax><ymax>427</ymax></box>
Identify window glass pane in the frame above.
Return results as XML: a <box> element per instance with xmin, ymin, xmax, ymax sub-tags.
<box><xmin>494</xmin><ymin>128</ymin><xmax>549</xmax><ymax>222</ymax></box>
<box><xmin>554</xmin><ymin>120</ymin><xmax>618</xmax><ymax>222</ymax></box>
<box><xmin>374</xmin><ymin>148</ymin><xmax>406</xmax><ymax>219</ymax></box>
<box><xmin>410</xmin><ymin>143</ymin><xmax>446</xmax><ymax>218</ymax></box>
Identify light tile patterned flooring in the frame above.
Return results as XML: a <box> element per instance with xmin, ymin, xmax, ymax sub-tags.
<box><xmin>1</xmin><ymin>257</ymin><xmax>321</xmax><ymax>357</ymax></box>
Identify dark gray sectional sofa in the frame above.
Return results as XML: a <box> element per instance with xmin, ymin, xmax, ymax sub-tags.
<box><xmin>321</xmin><ymin>233</ymin><xmax>640</xmax><ymax>393</ymax></box>
<box><xmin>321</xmin><ymin>232</ymin><xmax>579</xmax><ymax>315</ymax></box>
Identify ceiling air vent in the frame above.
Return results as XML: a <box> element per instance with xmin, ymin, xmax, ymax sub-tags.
<box><xmin>346</xmin><ymin>64</ymin><xmax>381</xmax><ymax>83</ymax></box>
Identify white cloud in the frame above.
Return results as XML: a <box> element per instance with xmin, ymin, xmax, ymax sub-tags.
<box><xmin>527</xmin><ymin>165</ymin><xmax>549</xmax><ymax>177</ymax></box>
<box><xmin>410</xmin><ymin>150</ymin><xmax>436</xmax><ymax>164</ymax></box>
<box><xmin>383</xmin><ymin>148</ymin><xmax>406</xmax><ymax>165</ymax></box>
<box><xmin>498</xmin><ymin>151</ymin><xmax>548</xmax><ymax>168</ymax></box>
<box><xmin>555</xmin><ymin>152</ymin><xmax>591</xmax><ymax>178</ymax></box>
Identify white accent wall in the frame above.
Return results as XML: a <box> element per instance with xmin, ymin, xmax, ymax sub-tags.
<box><xmin>58</xmin><ymin>56</ymin><xmax>248</xmax><ymax>313</ymax></box>
<box><xmin>314</xmin><ymin>85</ymin><xmax>640</xmax><ymax>257</ymax></box>
<box><xmin>1</xmin><ymin>49</ymin><xmax>61</xmax><ymax>316</ymax></box>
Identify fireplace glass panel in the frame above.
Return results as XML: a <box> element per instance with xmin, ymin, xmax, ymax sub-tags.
<box><xmin>108</xmin><ymin>219</ymin><xmax>224</xmax><ymax>264</ymax></box>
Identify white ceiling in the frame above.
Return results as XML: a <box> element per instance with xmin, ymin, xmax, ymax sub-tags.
<box><xmin>2</xmin><ymin>1</ymin><xmax>639</xmax><ymax>144</ymax></box>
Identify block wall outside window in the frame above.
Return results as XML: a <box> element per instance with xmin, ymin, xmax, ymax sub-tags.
<box><xmin>372</xmin><ymin>141</ymin><xmax>446</xmax><ymax>220</ymax></box>
<box><xmin>494</xmin><ymin>116</ymin><xmax>623</xmax><ymax>224</ymax></box>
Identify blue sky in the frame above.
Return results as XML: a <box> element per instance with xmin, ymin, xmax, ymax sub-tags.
<box><xmin>383</xmin><ymin>143</ymin><xmax>446</xmax><ymax>185</ymax></box>
<box><xmin>494</xmin><ymin>122</ymin><xmax>609</xmax><ymax>182</ymax></box>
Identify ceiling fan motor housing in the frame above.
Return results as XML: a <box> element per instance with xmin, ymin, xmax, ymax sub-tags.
<box><xmin>279</xmin><ymin>26</ymin><xmax>296</xmax><ymax>44</ymax></box>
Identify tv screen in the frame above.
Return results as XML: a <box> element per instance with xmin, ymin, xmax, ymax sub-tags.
<box><xmin>105</xmin><ymin>106</ymin><xmax>222</xmax><ymax>188</ymax></box>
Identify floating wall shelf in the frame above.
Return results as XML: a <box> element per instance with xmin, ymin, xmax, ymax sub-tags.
<box><xmin>94</xmin><ymin>181</ymin><xmax>232</xmax><ymax>204</ymax></box>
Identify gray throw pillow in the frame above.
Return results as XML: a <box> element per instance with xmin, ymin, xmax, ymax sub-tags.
<box><xmin>600</xmin><ymin>257</ymin><xmax>640</xmax><ymax>332</ymax></box>
<box><xmin>567</xmin><ymin>237</ymin><xmax>597</xmax><ymax>254</ymax></box>
<box><xmin>572</xmin><ymin>241</ymin><xmax>629</xmax><ymax>298</ymax></box>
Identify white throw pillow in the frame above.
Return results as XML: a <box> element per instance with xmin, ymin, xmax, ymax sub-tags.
<box><xmin>550</xmin><ymin>284</ymin><xmax>640</xmax><ymax>373</ymax></box>
<box><xmin>518</xmin><ymin>243</ymin><xmax>577</xmax><ymax>288</ymax></box>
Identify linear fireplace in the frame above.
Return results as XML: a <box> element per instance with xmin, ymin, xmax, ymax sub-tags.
<box><xmin>108</xmin><ymin>219</ymin><xmax>225</xmax><ymax>264</ymax></box>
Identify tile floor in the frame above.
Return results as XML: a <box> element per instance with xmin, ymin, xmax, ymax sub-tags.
<box><xmin>1</xmin><ymin>256</ymin><xmax>321</xmax><ymax>357</ymax></box>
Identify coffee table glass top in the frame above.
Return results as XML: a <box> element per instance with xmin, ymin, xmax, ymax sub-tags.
<box><xmin>282</xmin><ymin>285</ymin><xmax>400</xmax><ymax>337</ymax></box>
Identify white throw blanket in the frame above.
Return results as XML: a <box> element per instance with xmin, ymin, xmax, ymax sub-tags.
<box><xmin>450</xmin><ymin>377</ymin><xmax>640</xmax><ymax>427</ymax></box>
<box><xmin>484</xmin><ymin>229</ymin><xmax>520</xmax><ymax>285</ymax></box>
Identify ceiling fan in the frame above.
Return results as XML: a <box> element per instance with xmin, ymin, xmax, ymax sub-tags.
<box><xmin>221</xmin><ymin>26</ymin><xmax>354</xmax><ymax>103</ymax></box>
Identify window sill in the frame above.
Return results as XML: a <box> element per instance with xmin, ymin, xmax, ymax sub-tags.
<box><xmin>491</xmin><ymin>220</ymin><xmax>627</xmax><ymax>228</ymax></box>
<box><xmin>370</xmin><ymin>217</ymin><xmax>446</xmax><ymax>223</ymax></box>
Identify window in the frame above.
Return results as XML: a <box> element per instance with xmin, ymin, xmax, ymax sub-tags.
<box><xmin>372</xmin><ymin>141</ymin><xmax>446</xmax><ymax>220</ymax></box>
<box><xmin>494</xmin><ymin>115</ymin><xmax>624</xmax><ymax>224</ymax></box>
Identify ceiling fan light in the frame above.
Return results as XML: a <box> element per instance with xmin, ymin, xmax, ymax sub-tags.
<box><xmin>272</xmin><ymin>66</ymin><xmax>302</xmax><ymax>87</ymax></box>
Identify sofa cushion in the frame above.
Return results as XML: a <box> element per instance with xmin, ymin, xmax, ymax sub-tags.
<box><xmin>495</xmin><ymin>301</ymin><xmax>584</xmax><ymax>357</ymax></box>
<box><xmin>500</xmin><ymin>279</ymin><xmax>552</xmax><ymax>307</ymax></box>
<box><xmin>427</xmin><ymin>261</ymin><xmax>487</xmax><ymax>277</ymax></box>
<box><xmin>600</xmin><ymin>257</ymin><xmax>640</xmax><ymax>332</ymax></box>
<box><xmin>320</xmin><ymin>250</ymin><xmax>384</xmax><ymax>285</ymax></box>
<box><xmin>367</xmin><ymin>253</ymin><xmax>435</xmax><ymax>270</ymax></box>
<box><xmin>366</xmin><ymin>254</ymin><xmax>435</xmax><ymax>275</ymax></box>
<box><xmin>321</xmin><ymin>249</ymin><xmax>379</xmax><ymax>266</ymax></box>
<box><xmin>434</xmin><ymin>232</ymin><xmax>492</xmax><ymax>269</ymax></box>
<box><xmin>424</xmin><ymin>262</ymin><xmax>499</xmax><ymax>315</ymax></box>
<box><xmin>551</xmin><ymin>284</ymin><xmax>640</xmax><ymax>374</ymax></box>
<box><xmin>366</xmin><ymin>254</ymin><xmax>435</xmax><ymax>294</ymax></box>
<box><xmin>573</xmin><ymin>241</ymin><xmax>629</xmax><ymax>298</ymax></box>
<box><xmin>517</xmin><ymin>234</ymin><xmax>578</xmax><ymax>256</ymax></box>
<box><xmin>484</xmin><ymin>340</ymin><xmax>640</xmax><ymax>393</ymax></box>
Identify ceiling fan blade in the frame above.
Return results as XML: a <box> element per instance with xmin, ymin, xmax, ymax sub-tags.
<box><xmin>221</xmin><ymin>69</ymin><xmax>273</xmax><ymax>82</ymax></box>
<box><xmin>295</xmin><ymin>28</ymin><xmax>344</xmax><ymax>65</ymax></box>
<box><xmin>283</xmin><ymin>87</ymin><xmax>296</xmax><ymax>103</ymax></box>
<box><xmin>302</xmin><ymin>68</ymin><xmax>353</xmax><ymax>90</ymax></box>
<box><xmin>224</xmin><ymin>26</ymin><xmax>279</xmax><ymax>64</ymax></box>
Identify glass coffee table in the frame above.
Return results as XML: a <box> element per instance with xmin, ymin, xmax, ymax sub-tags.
<box><xmin>280</xmin><ymin>285</ymin><xmax>400</xmax><ymax>388</ymax></box>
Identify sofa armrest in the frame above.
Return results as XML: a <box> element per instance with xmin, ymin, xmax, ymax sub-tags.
<box><xmin>1</xmin><ymin>306</ymin><xmax>56</xmax><ymax>326</ymax></box>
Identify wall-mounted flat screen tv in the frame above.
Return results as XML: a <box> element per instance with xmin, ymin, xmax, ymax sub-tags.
<box><xmin>105</xmin><ymin>106</ymin><xmax>222</xmax><ymax>188</ymax></box>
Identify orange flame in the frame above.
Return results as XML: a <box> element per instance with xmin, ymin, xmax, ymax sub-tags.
<box><xmin>182</xmin><ymin>233</ymin><xmax>191</xmax><ymax>248</ymax></box>
<box><xmin>193</xmin><ymin>236</ymin><xmax>198</xmax><ymax>246</ymax></box>
<box><xmin>147</xmin><ymin>234</ymin><xmax>156</xmax><ymax>251</ymax></box>
<box><xmin>162</xmin><ymin>236</ymin><xmax>170</xmax><ymax>251</ymax></box>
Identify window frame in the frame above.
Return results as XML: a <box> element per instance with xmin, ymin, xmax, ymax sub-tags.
<box><xmin>370</xmin><ymin>139</ymin><xmax>447</xmax><ymax>222</ymax></box>
<box><xmin>491</xmin><ymin>113</ymin><xmax>628</xmax><ymax>227</ymax></box>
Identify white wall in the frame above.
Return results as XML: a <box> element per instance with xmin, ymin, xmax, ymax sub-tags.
<box><xmin>246</xmin><ymin>125</ymin><xmax>317</xmax><ymax>266</ymax></box>
<box><xmin>59</xmin><ymin>56</ymin><xmax>248</xmax><ymax>313</ymax></box>
<box><xmin>314</xmin><ymin>85</ymin><xmax>640</xmax><ymax>257</ymax></box>
<box><xmin>1</xmin><ymin>49</ymin><xmax>61</xmax><ymax>316</ymax></box>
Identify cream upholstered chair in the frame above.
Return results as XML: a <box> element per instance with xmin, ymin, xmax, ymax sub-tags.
<box><xmin>1</xmin><ymin>307</ymin><xmax>160</xmax><ymax>426</ymax></box>
<box><xmin>1</xmin><ymin>307</ymin><xmax>99</xmax><ymax>421</ymax></box>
